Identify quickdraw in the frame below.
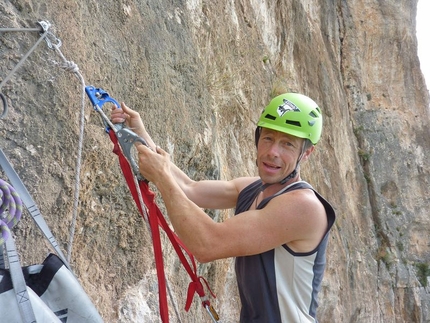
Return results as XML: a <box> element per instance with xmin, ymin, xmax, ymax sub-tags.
<box><xmin>86</xmin><ymin>86</ymin><xmax>220</xmax><ymax>323</ymax></box>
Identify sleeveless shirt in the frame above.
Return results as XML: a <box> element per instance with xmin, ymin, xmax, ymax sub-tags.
<box><xmin>234</xmin><ymin>180</ymin><xmax>336</xmax><ymax>323</ymax></box>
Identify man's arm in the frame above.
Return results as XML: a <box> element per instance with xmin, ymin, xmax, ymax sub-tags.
<box><xmin>137</xmin><ymin>145</ymin><xmax>328</xmax><ymax>263</ymax></box>
<box><xmin>168</xmin><ymin>165</ymin><xmax>255</xmax><ymax>209</ymax></box>
<box><xmin>111</xmin><ymin>103</ymin><xmax>255</xmax><ymax>209</ymax></box>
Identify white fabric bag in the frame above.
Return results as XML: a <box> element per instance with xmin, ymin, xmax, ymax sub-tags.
<box><xmin>0</xmin><ymin>253</ymin><xmax>104</xmax><ymax>323</ymax></box>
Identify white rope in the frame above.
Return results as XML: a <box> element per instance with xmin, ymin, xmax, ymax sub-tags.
<box><xmin>49</xmin><ymin>41</ymin><xmax>86</xmax><ymax>264</ymax></box>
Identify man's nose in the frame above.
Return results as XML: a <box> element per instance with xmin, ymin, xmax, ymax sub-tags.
<box><xmin>267</xmin><ymin>142</ymin><xmax>280</xmax><ymax>157</ymax></box>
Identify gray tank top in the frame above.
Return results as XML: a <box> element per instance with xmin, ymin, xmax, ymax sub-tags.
<box><xmin>235</xmin><ymin>180</ymin><xmax>336</xmax><ymax>322</ymax></box>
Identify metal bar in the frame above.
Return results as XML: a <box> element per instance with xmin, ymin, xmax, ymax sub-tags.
<box><xmin>0</xmin><ymin>27</ymin><xmax>42</xmax><ymax>32</ymax></box>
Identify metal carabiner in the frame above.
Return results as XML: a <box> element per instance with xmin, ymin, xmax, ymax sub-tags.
<box><xmin>85</xmin><ymin>85</ymin><xmax>149</xmax><ymax>181</ymax></box>
<box><xmin>116</xmin><ymin>128</ymin><xmax>149</xmax><ymax>181</ymax></box>
<box><xmin>85</xmin><ymin>85</ymin><xmax>120</xmax><ymax>109</ymax></box>
<box><xmin>36</xmin><ymin>20</ymin><xmax>61</xmax><ymax>50</ymax></box>
<box><xmin>0</xmin><ymin>93</ymin><xmax>7</xmax><ymax>119</ymax></box>
<box><xmin>205</xmin><ymin>304</ymin><xmax>220</xmax><ymax>323</ymax></box>
<box><xmin>85</xmin><ymin>85</ymin><xmax>121</xmax><ymax>132</ymax></box>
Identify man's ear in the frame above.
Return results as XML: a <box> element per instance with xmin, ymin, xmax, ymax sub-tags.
<box><xmin>301</xmin><ymin>145</ymin><xmax>315</xmax><ymax>162</ymax></box>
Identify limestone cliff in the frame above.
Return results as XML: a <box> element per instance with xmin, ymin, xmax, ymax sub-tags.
<box><xmin>0</xmin><ymin>0</ymin><xmax>429</xmax><ymax>322</ymax></box>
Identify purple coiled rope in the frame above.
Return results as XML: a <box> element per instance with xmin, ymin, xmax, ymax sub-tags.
<box><xmin>0</xmin><ymin>179</ymin><xmax>23</xmax><ymax>246</ymax></box>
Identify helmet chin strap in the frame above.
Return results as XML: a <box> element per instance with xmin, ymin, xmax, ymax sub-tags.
<box><xmin>260</xmin><ymin>165</ymin><xmax>298</xmax><ymax>191</ymax></box>
<box><xmin>280</xmin><ymin>167</ymin><xmax>298</xmax><ymax>185</ymax></box>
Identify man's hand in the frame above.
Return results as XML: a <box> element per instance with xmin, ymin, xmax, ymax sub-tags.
<box><xmin>111</xmin><ymin>103</ymin><xmax>145</xmax><ymax>134</ymax></box>
<box><xmin>111</xmin><ymin>103</ymin><xmax>157</xmax><ymax>149</ymax></box>
<box><xmin>137</xmin><ymin>145</ymin><xmax>171</xmax><ymax>184</ymax></box>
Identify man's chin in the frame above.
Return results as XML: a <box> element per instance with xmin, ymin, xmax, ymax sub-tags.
<box><xmin>259</xmin><ymin>175</ymin><xmax>282</xmax><ymax>185</ymax></box>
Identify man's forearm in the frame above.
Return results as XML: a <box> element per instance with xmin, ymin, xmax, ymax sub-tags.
<box><xmin>154</xmin><ymin>173</ymin><xmax>214</xmax><ymax>258</ymax></box>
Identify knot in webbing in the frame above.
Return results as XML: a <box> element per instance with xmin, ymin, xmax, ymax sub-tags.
<box><xmin>185</xmin><ymin>275</ymin><xmax>216</xmax><ymax>311</ymax></box>
<box><xmin>0</xmin><ymin>179</ymin><xmax>23</xmax><ymax>246</ymax></box>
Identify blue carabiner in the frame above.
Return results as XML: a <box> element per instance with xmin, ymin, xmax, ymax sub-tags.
<box><xmin>85</xmin><ymin>85</ymin><xmax>149</xmax><ymax>181</ymax></box>
<box><xmin>85</xmin><ymin>85</ymin><xmax>120</xmax><ymax>109</ymax></box>
<box><xmin>85</xmin><ymin>85</ymin><xmax>120</xmax><ymax>132</ymax></box>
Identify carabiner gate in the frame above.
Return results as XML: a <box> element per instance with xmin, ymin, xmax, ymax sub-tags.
<box><xmin>205</xmin><ymin>304</ymin><xmax>220</xmax><ymax>323</ymax></box>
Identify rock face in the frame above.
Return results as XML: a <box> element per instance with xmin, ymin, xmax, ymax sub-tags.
<box><xmin>1</xmin><ymin>0</ymin><xmax>429</xmax><ymax>322</ymax></box>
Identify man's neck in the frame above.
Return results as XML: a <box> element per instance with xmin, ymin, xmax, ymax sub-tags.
<box><xmin>261</xmin><ymin>175</ymin><xmax>302</xmax><ymax>199</ymax></box>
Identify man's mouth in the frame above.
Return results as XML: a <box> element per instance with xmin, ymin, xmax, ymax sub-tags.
<box><xmin>262</xmin><ymin>162</ymin><xmax>281</xmax><ymax>170</ymax></box>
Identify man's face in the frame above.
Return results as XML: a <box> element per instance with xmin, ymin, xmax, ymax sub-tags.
<box><xmin>256</xmin><ymin>128</ymin><xmax>310</xmax><ymax>184</ymax></box>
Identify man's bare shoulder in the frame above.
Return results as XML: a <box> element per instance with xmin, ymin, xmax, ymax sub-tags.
<box><xmin>271</xmin><ymin>187</ymin><xmax>326</xmax><ymax>220</ymax></box>
<box><xmin>231</xmin><ymin>176</ymin><xmax>260</xmax><ymax>193</ymax></box>
<box><xmin>265</xmin><ymin>188</ymin><xmax>328</xmax><ymax>252</ymax></box>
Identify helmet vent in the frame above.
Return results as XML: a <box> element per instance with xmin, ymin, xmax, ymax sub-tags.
<box><xmin>264</xmin><ymin>113</ymin><xmax>277</xmax><ymax>121</ymax></box>
<box><xmin>309</xmin><ymin>110</ymin><xmax>319</xmax><ymax>118</ymax></box>
<box><xmin>285</xmin><ymin>120</ymin><xmax>301</xmax><ymax>127</ymax></box>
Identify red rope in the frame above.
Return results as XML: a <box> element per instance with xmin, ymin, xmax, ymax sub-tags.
<box><xmin>108</xmin><ymin>130</ymin><xmax>215</xmax><ymax>322</ymax></box>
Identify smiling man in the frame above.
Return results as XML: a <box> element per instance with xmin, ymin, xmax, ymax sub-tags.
<box><xmin>112</xmin><ymin>93</ymin><xmax>336</xmax><ymax>322</ymax></box>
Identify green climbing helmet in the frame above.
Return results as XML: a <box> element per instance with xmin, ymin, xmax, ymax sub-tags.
<box><xmin>256</xmin><ymin>93</ymin><xmax>323</xmax><ymax>145</ymax></box>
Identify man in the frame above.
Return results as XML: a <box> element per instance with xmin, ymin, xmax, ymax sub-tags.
<box><xmin>111</xmin><ymin>93</ymin><xmax>336</xmax><ymax>322</ymax></box>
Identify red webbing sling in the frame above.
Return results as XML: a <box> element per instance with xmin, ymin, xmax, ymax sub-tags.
<box><xmin>108</xmin><ymin>130</ymin><xmax>216</xmax><ymax>322</ymax></box>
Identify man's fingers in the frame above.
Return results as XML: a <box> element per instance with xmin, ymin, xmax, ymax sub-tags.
<box><xmin>121</xmin><ymin>102</ymin><xmax>139</xmax><ymax>117</ymax></box>
<box><xmin>156</xmin><ymin>146</ymin><xmax>167</xmax><ymax>155</ymax></box>
<box><xmin>137</xmin><ymin>143</ymin><xmax>151</xmax><ymax>153</ymax></box>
